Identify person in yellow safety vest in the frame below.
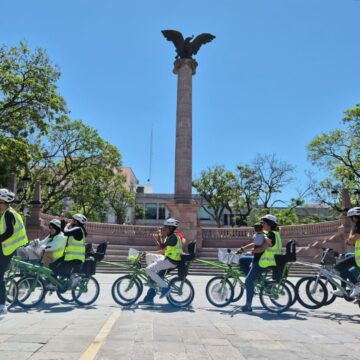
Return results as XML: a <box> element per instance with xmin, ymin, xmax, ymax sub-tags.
<box><xmin>144</xmin><ymin>218</ymin><xmax>184</xmax><ymax>299</ymax></box>
<box><xmin>40</xmin><ymin>219</ymin><xmax>67</xmax><ymax>267</ymax></box>
<box><xmin>0</xmin><ymin>188</ymin><xmax>28</xmax><ymax>315</ymax></box>
<box><xmin>334</xmin><ymin>207</ymin><xmax>360</xmax><ymax>298</ymax></box>
<box><xmin>239</xmin><ymin>214</ymin><xmax>282</xmax><ymax>312</ymax></box>
<box><xmin>49</xmin><ymin>213</ymin><xmax>87</xmax><ymax>289</ymax></box>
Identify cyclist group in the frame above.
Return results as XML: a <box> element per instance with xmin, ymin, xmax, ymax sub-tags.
<box><xmin>1</xmin><ymin>186</ymin><xmax>360</xmax><ymax>315</ymax></box>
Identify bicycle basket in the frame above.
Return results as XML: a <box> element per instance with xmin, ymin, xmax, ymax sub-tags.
<box><xmin>128</xmin><ymin>248</ymin><xmax>140</xmax><ymax>263</ymax></box>
<box><xmin>320</xmin><ymin>248</ymin><xmax>338</xmax><ymax>265</ymax></box>
<box><xmin>218</xmin><ymin>248</ymin><xmax>240</xmax><ymax>265</ymax></box>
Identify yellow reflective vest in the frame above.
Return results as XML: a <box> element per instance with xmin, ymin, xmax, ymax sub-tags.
<box><xmin>64</xmin><ymin>227</ymin><xmax>85</xmax><ymax>262</ymax></box>
<box><xmin>0</xmin><ymin>207</ymin><xmax>28</xmax><ymax>256</ymax></box>
<box><xmin>259</xmin><ymin>231</ymin><xmax>282</xmax><ymax>268</ymax></box>
<box><xmin>164</xmin><ymin>233</ymin><xmax>183</xmax><ymax>261</ymax></box>
<box><xmin>355</xmin><ymin>238</ymin><xmax>360</xmax><ymax>267</ymax></box>
<box><xmin>45</xmin><ymin>233</ymin><xmax>67</xmax><ymax>261</ymax></box>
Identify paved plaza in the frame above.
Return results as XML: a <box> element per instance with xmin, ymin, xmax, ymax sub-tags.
<box><xmin>0</xmin><ymin>274</ymin><xmax>359</xmax><ymax>360</ymax></box>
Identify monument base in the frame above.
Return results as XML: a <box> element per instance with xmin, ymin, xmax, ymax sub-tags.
<box><xmin>166</xmin><ymin>202</ymin><xmax>203</xmax><ymax>249</ymax></box>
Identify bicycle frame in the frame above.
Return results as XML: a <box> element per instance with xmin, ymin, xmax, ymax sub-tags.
<box><xmin>309</xmin><ymin>265</ymin><xmax>355</xmax><ymax>296</ymax></box>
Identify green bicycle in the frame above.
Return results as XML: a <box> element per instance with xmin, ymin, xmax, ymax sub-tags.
<box><xmin>109</xmin><ymin>242</ymin><xmax>196</xmax><ymax>308</ymax></box>
<box><xmin>198</xmin><ymin>243</ymin><xmax>297</xmax><ymax>313</ymax></box>
<box><xmin>13</xmin><ymin>242</ymin><xmax>108</xmax><ymax>308</ymax></box>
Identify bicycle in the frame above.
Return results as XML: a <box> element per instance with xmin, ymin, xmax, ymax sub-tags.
<box><xmin>198</xmin><ymin>242</ymin><xmax>297</xmax><ymax>313</ymax></box>
<box><xmin>109</xmin><ymin>242</ymin><xmax>196</xmax><ymax>308</ymax></box>
<box><xmin>14</xmin><ymin>242</ymin><xmax>108</xmax><ymax>308</ymax></box>
<box><xmin>295</xmin><ymin>248</ymin><xmax>360</xmax><ymax>309</ymax></box>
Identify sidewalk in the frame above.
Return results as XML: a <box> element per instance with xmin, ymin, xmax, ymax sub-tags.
<box><xmin>0</xmin><ymin>275</ymin><xmax>359</xmax><ymax>360</ymax></box>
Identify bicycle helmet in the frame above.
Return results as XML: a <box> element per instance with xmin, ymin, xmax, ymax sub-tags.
<box><xmin>163</xmin><ymin>218</ymin><xmax>179</xmax><ymax>227</ymax></box>
<box><xmin>347</xmin><ymin>207</ymin><xmax>360</xmax><ymax>217</ymax></box>
<box><xmin>49</xmin><ymin>219</ymin><xmax>61</xmax><ymax>230</ymax></box>
<box><xmin>72</xmin><ymin>213</ymin><xmax>87</xmax><ymax>225</ymax></box>
<box><xmin>260</xmin><ymin>214</ymin><xmax>278</xmax><ymax>225</ymax></box>
<box><xmin>0</xmin><ymin>188</ymin><xmax>15</xmax><ymax>203</ymax></box>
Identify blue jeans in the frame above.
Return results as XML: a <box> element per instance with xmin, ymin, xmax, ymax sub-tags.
<box><xmin>245</xmin><ymin>261</ymin><xmax>264</xmax><ymax>306</ymax></box>
<box><xmin>239</xmin><ymin>255</ymin><xmax>254</xmax><ymax>275</ymax></box>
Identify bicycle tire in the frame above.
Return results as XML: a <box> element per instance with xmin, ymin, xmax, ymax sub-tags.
<box><xmin>205</xmin><ymin>276</ymin><xmax>234</xmax><ymax>307</ymax></box>
<box><xmin>5</xmin><ymin>278</ymin><xmax>18</xmax><ymax>308</ymax></box>
<box><xmin>259</xmin><ymin>280</ymin><xmax>292</xmax><ymax>313</ymax></box>
<box><xmin>284</xmin><ymin>280</ymin><xmax>297</xmax><ymax>307</ymax></box>
<box><xmin>16</xmin><ymin>276</ymin><xmax>46</xmax><ymax>308</ymax></box>
<box><xmin>295</xmin><ymin>277</ymin><xmax>328</xmax><ymax>309</ymax></box>
<box><xmin>56</xmin><ymin>289</ymin><xmax>74</xmax><ymax>303</ymax></box>
<box><xmin>72</xmin><ymin>276</ymin><xmax>100</xmax><ymax>306</ymax></box>
<box><xmin>167</xmin><ymin>277</ymin><xmax>195</xmax><ymax>308</ymax></box>
<box><xmin>111</xmin><ymin>274</ymin><xmax>142</xmax><ymax>306</ymax></box>
<box><xmin>229</xmin><ymin>276</ymin><xmax>244</xmax><ymax>303</ymax></box>
<box><xmin>318</xmin><ymin>277</ymin><xmax>336</xmax><ymax>306</ymax></box>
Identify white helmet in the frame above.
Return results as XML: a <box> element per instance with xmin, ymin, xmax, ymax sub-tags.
<box><xmin>347</xmin><ymin>207</ymin><xmax>360</xmax><ymax>217</ymax></box>
<box><xmin>261</xmin><ymin>214</ymin><xmax>278</xmax><ymax>225</ymax></box>
<box><xmin>72</xmin><ymin>213</ymin><xmax>87</xmax><ymax>225</ymax></box>
<box><xmin>49</xmin><ymin>219</ymin><xmax>61</xmax><ymax>230</ymax></box>
<box><xmin>163</xmin><ymin>218</ymin><xmax>179</xmax><ymax>227</ymax></box>
<box><xmin>0</xmin><ymin>188</ymin><xmax>15</xmax><ymax>203</ymax></box>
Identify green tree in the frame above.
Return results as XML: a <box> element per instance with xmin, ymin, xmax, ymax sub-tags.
<box><xmin>308</xmin><ymin>103</ymin><xmax>360</xmax><ymax>206</ymax></box>
<box><xmin>25</xmin><ymin>119</ymin><xmax>122</xmax><ymax>215</ymax></box>
<box><xmin>107</xmin><ymin>176</ymin><xmax>136</xmax><ymax>224</ymax></box>
<box><xmin>0</xmin><ymin>42</ymin><xmax>67</xmax><ymax>137</ymax></box>
<box><xmin>0</xmin><ymin>42</ymin><xmax>68</xmax><ymax>186</ymax></box>
<box><xmin>192</xmin><ymin>166</ymin><xmax>237</xmax><ymax>227</ymax></box>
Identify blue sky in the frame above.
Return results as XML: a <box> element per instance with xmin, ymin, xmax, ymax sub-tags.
<box><xmin>2</xmin><ymin>0</ymin><xmax>360</xmax><ymax>201</ymax></box>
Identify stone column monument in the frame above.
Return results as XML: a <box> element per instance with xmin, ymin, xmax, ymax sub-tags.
<box><xmin>173</xmin><ymin>58</ymin><xmax>197</xmax><ymax>204</ymax></box>
<box><xmin>161</xmin><ymin>30</ymin><xmax>215</xmax><ymax>247</ymax></box>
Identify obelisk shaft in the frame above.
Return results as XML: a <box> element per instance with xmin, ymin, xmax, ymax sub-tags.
<box><xmin>173</xmin><ymin>58</ymin><xmax>198</xmax><ymax>204</ymax></box>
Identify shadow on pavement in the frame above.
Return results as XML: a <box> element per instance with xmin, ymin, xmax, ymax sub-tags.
<box><xmin>203</xmin><ymin>306</ymin><xmax>308</xmax><ymax>321</ymax></box>
<box><xmin>8</xmin><ymin>302</ymin><xmax>81</xmax><ymax>314</ymax></box>
<box><xmin>121</xmin><ymin>303</ymin><xmax>195</xmax><ymax>314</ymax></box>
<box><xmin>305</xmin><ymin>311</ymin><xmax>360</xmax><ymax>325</ymax></box>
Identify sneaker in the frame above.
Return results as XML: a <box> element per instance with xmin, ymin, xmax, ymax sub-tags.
<box><xmin>137</xmin><ymin>298</ymin><xmax>154</xmax><ymax>305</ymax></box>
<box><xmin>332</xmin><ymin>290</ymin><xmax>344</xmax><ymax>297</ymax></box>
<box><xmin>240</xmin><ymin>305</ymin><xmax>253</xmax><ymax>313</ymax></box>
<box><xmin>159</xmin><ymin>287</ymin><xmax>171</xmax><ymax>299</ymax></box>
<box><xmin>71</xmin><ymin>275</ymin><xmax>81</xmax><ymax>289</ymax></box>
<box><xmin>350</xmin><ymin>285</ymin><xmax>360</xmax><ymax>298</ymax></box>
<box><xmin>0</xmin><ymin>306</ymin><xmax>8</xmax><ymax>315</ymax></box>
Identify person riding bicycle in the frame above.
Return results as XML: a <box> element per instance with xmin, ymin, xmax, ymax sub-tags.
<box><xmin>0</xmin><ymin>188</ymin><xmax>28</xmax><ymax>315</ymax></box>
<box><xmin>238</xmin><ymin>223</ymin><xmax>266</xmax><ymax>275</ymax></box>
<box><xmin>49</xmin><ymin>213</ymin><xmax>87</xmax><ymax>289</ymax></box>
<box><xmin>40</xmin><ymin>219</ymin><xmax>67</xmax><ymax>267</ymax></box>
<box><xmin>144</xmin><ymin>218</ymin><xmax>184</xmax><ymax>300</ymax></box>
<box><xmin>239</xmin><ymin>214</ymin><xmax>283</xmax><ymax>312</ymax></box>
<box><xmin>333</xmin><ymin>207</ymin><xmax>360</xmax><ymax>297</ymax></box>
<box><xmin>138</xmin><ymin>221</ymin><xmax>187</xmax><ymax>305</ymax></box>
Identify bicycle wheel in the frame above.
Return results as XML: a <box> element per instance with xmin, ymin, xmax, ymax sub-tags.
<box><xmin>5</xmin><ymin>278</ymin><xmax>18</xmax><ymax>308</ymax></box>
<box><xmin>111</xmin><ymin>275</ymin><xmax>142</xmax><ymax>306</ymax></box>
<box><xmin>318</xmin><ymin>277</ymin><xmax>337</xmax><ymax>306</ymax></box>
<box><xmin>230</xmin><ymin>277</ymin><xmax>244</xmax><ymax>303</ymax></box>
<box><xmin>16</xmin><ymin>276</ymin><xmax>46</xmax><ymax>308</ymax></box>
<box><xmin>205</xmin><ymin>276</ymin><xmax>234</xmax><ymax>307</ymax></box>
<box><xmin>259</xmin><ymin>280</ymin><xmax>292</xmax><ymax>313</ymax></box>
<box><xmin>56</xmin><ymin>289</ymin><xmax>74</xmax><ymax>303</ymax></box>
<box><xmin>295</xmin><ymin>277</ymin><xmax>327</xmax><ymax>309</ymax></box>
<box><xmin>167</xmin><ymin>277</ymin><xmax>195</xmax><ymax>307</ymax></box>
<box><xmin>284</xmin><ymin>280</ymin><xmax>297</xmax><ymax>307</ymax></box>
<box><xmin>72</xmin><ymin>276</ymin><xmax>100</xmax><ymax>306</ymax></box>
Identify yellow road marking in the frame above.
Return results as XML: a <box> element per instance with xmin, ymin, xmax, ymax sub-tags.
<box><xmin>79</xmin><ymin>309</ymin><xmax>122</xmax><ymax>360</ymax></box>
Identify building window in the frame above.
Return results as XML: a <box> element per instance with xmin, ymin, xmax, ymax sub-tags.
<box><xmin>158</xmin><ymin>206</ymin><xmax>166</xmax><ymax>220</ymax></box>
<box><xmin>145</xmin><ymin>203</ymin><xmax>157</xmax><ymax>220</ymax></box>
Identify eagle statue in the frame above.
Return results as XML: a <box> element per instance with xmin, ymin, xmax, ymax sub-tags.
<box><xmin>161</xmin><ymin>30</ymin><xmax>215</xmax><ymax>59</ymax></box>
